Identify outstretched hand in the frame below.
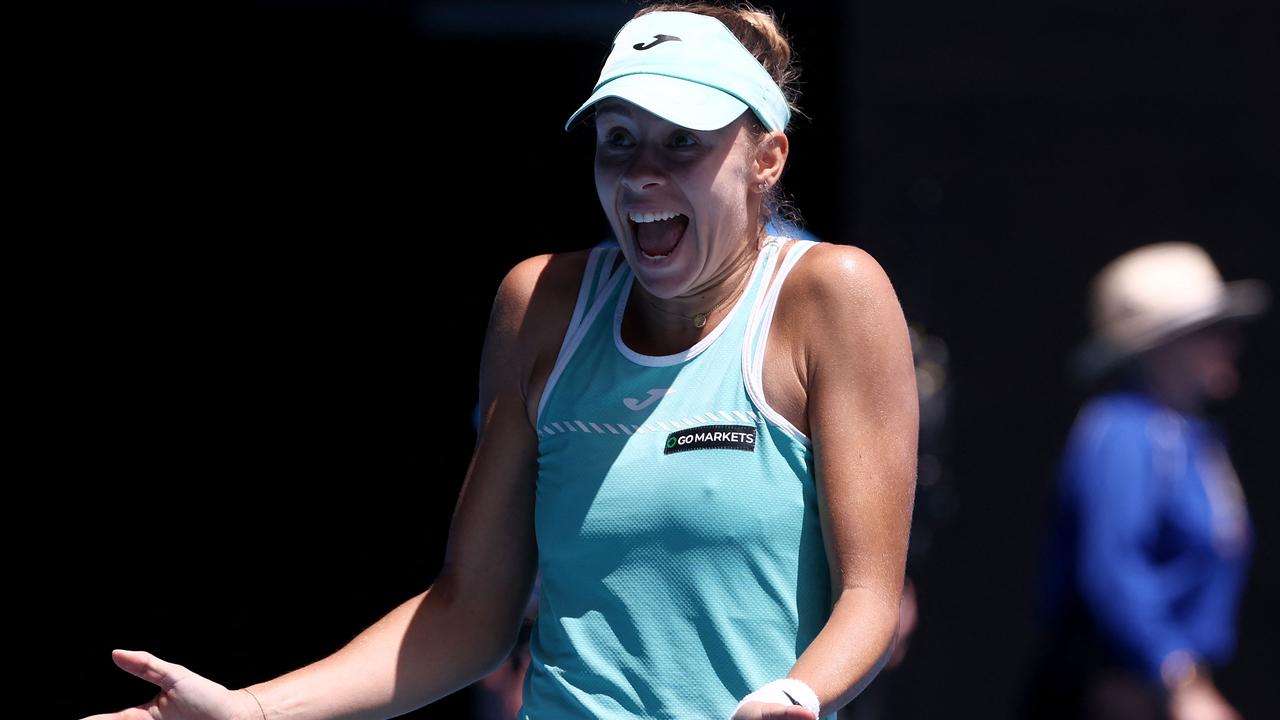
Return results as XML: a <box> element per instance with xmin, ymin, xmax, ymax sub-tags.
<box><xmin>731</xmin><ymin>700</ymin><xmax>819</xmax><ymax>720</ymax></box>
<box><xmin>80</xmin><ymin>650</ymin><xmax>260</xmax><ymax>720</ymax></box>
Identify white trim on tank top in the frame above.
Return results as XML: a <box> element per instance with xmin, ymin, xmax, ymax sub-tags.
<box><xmin>561</xmin><ymin>246</ymin><xmax>608</xmax><ymax>347</ymax></box>
<box><xmin>536</xmin><ymin>246</ymin><xmax>630</xmax><ymax>426</ymax></box>
<box><xmin>594</xmin><ymin>246</ymin><xmax>621</xmax><ymax>298</ymax></box>
<box><xmin>612</xmin><ymin>239</ymin><xmax>781</xmax><ymax>368</ymax></box>
<box><xmin>742</xmin><ymin>239</ymin><xmax>818</xmax><ymax>448</ymax></box>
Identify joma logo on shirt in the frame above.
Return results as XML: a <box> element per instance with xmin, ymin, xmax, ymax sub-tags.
<box><xmin>624</xmin><ymin>388</ymin><xmax>673</xmax><ymax>411</ymax></box>
<box><xmin>664</xmin><ymin>425</ymin><xmax>756</xmax><ymax>455</ymax></box>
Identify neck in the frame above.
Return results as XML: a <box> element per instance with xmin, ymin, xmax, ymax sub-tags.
<box><xmin>625</xmin><ymin>240</ymin><xmax>761</xmax><ymax>349</ymax></box>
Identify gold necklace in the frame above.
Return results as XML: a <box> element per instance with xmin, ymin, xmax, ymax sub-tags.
<box><xmin>643</xmin><ymin>265</ymin><xmax>752</xmax><ymax>328</ymax></box>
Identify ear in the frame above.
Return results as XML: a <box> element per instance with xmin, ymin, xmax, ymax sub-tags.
<box><xmin>751</xmin><ymin>130</ymin><xmax>789</xmax><ymax>192</ymax></box>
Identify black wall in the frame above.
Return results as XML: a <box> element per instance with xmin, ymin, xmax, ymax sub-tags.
<box><xmin>63</xmin><ymin>2</ymin><xmax>1278</xmax><ymax>718</ymax></box>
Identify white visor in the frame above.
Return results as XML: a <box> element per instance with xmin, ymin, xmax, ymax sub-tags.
<box><xmin>565</xmin><ymin>11</ymin><xmax>790</xmax><ymax>133</ymax></box>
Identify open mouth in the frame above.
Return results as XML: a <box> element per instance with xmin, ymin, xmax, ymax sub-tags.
<box><xmin>629</xmin><ymin>210</ymin><xmax>689</xmax><ymax>260</ymax></box>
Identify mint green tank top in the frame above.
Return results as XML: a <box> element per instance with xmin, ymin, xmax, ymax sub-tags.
<box><xmin>521</xmin><ymin>237</ymin><xmax>831</xmax><ymax>719</ymax></box>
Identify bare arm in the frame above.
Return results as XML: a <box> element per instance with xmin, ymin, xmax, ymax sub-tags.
<box><xmin>236</xmin><ymin>257</ymin><xmax>556</xmax><ymax>720</ymax></box>
<box><xmin>73</xmin><ymin>257</ymin><xmax>576</xmax><ymax>720</ymax></box>
<box><xmin>787</xmin><ymin>245</ymin><xmax>918</xmax><ymax>713</ymax></box>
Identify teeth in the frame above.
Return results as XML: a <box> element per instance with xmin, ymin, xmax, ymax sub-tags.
<box><xmin>628</xmin><ymin>210</ymin><xmax>682</xmax><ymax>223</ymax></box>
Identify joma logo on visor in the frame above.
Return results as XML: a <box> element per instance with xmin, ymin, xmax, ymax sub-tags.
<box><xmin>663</xmin><ymin>425</ymin><xmax>756</xmax><ymax>455</ymax></box>
<box><xmin>634</xmin><ymin>34</ymin><xmax>681</xmax><ymax>50</ymax></box>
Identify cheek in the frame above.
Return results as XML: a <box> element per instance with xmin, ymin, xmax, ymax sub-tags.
<box><xmin>594</xmin><ymin>163</ymin><xmax>617</xmax><ymax>208</ymax></box>
<box><xmin>593</xmin><ymin>159</ymin><xmax>607</xmax><ymax>193</ymax></box>
<box><xmin>718</xmin><ymin>150</ymin><xmax>757</xmax><ymax>210</ymax></box>
<box><xmin>695</xmin><ymin>163</ymin><xmax>748</xmax><ymax>214</ymax></box>
<box><xmin>1201</xmin><ymin>362</ymin><xmax>1240</xmax><ymax>400</ymax></box>
<box><xmin>594</xmin><ymin>164</ymin><xmax>634</xmax><ymax>247</ymax></box>
<box><xmin>706</xmin><ymin>177</ymin><xmax>750</xmax><ymax>231</ymax></box>
<box><xmin>1185</xmin><ymin>340</ymin><xmax>1240</xmax><ymax>399</ymax></box>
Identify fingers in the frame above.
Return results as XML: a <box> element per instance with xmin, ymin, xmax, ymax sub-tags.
<box><xmin>111</xmin><ymin>648</ymin><xmax>188</xmax><ymax>690</ymax></box>
<box><xmin>732</xmin><ymin>701</ymin><xmax>819</xmax><ymax>720</ymax></box>
<box><xmin>80</xmin><ymin>650</ymin><xmax>189</xmax><ymax>720</ymax></box>
<box><xmin>761</xmin><ymin>706</ymin><xmax>817</xmax><ymax>720</ymax></box>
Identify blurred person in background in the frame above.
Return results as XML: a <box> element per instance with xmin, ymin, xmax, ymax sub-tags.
<box><xmin>1029</xmin><ymin>241</ymin><xmax>1269</xmax><ymax>720</ymax></box>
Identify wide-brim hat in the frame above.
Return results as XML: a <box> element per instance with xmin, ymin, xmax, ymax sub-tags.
<box><xmin>1073</xmin><ymin>241</ymin><xmax>1270</xmax><ymax>382</ymax></box>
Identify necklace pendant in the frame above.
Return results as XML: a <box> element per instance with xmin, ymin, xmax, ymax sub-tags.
<box><xmin>693</xmin><ymin>312</ymin><xmax>708</xmax><ymax>328</ymax></box>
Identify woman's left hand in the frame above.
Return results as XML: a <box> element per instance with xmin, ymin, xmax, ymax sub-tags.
<box><xmin>730</xmin><ymin>700</ymin><xmax>818</xmax><ymax>720</ymax></box>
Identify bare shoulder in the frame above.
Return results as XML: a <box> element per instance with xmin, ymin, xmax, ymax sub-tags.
<box><xmin>490</xmin><ymin>248</ymin><xmax>595</xmax><ymax>347</ymax></box>
<box><xmin>784</xmin><ymin>242</ymin><xmax>897</xmax><ymax>315</ymax></box>
<box><xmin>484</xmin><ymin>248</ymin><xmax>597</xmax><ymax>421</ymax></box>
<box><xmin>781</xmin><ymin>242</ymin><xmax>917</xmax><ymax>457</ymax></box>
<box><xmin>776</xmin><ymin>242</ymin><xmax>905</xmax><ymax>351</ymax></box>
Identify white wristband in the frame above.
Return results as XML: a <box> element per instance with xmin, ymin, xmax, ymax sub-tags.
<box><xmin>732</xmin><ymin>678</ymin><xmax>820</xmax><ymax>717</ymax></box>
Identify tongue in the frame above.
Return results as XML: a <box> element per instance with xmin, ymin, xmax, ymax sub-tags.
<box><xmin>636</xmin><ymin>215</ymin><xmax>688</xmax><ymax>256</ymax></box>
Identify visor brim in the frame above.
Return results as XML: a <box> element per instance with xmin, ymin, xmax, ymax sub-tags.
<box><xmin>565</xmin><ymin>74</ymin><xmax>752</xmax><ymax>132</ymax></box>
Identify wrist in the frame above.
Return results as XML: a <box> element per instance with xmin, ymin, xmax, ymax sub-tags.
<box><xmin>238</xmin><ymin>687</ymin><xmax>268</xmax><ymax>720</ymax></box>
<box><xmin>733</xmin><ymin>678</ymin><xmax>820</xmax><ymax>717</ymax></box>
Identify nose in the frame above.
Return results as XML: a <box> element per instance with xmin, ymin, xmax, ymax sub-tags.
<box><xmin>621</xmin><ymin>146</ymin><xmax>666</xmax><ymax>192</ymax></box>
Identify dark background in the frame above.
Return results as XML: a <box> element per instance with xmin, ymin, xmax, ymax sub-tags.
<box><xmin>63</xmin><ymin>1</ymin><xmax>1278</xmax><ymax>718</ymax></box>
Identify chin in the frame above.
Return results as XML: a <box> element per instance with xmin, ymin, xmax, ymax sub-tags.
<box><xmin>629</xmin><ymin>267</ymin><xmax>693</xmax><ymax>300</ymax></box>
<box><xmin>623</xmin><ymin>238</ymin><xmax>701</xmax><ymax>299</ymax></box>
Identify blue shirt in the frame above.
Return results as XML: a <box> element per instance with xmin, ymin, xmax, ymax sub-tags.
<box><xmin>1042</xmin><ymin>391</ymin><xmax>1252</xmax><ymax>682</ymax></box>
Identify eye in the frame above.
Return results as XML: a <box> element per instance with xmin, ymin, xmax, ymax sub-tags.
<box><xmin>600</xmin><ymin>127</ymin><xmax>634</xmax><ymax>148</ymax></box>
<box><xmin>669</xmin><ymin>131</ymin><xmax>699</xmax><ymax>148</ymax></box>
